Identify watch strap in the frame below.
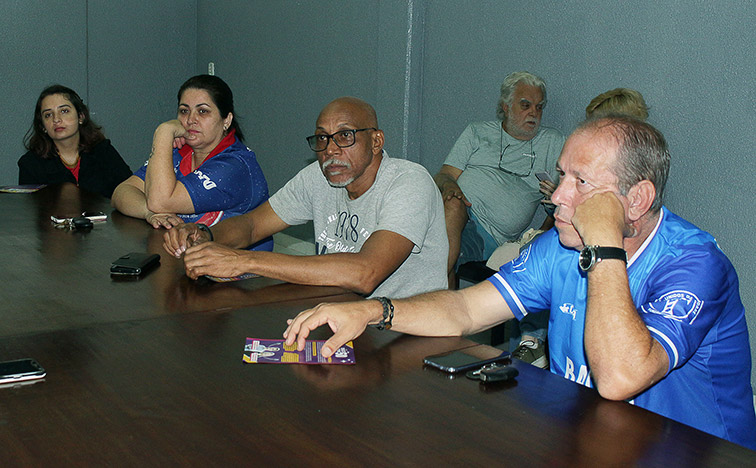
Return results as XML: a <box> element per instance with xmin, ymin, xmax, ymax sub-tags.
<box><xmin>580</xmin><ymin>246</ymin><xmax>627</xmax><ymax>271</ymax></box>
<box><xmin>593</xmin><ymin>246</ymin><xmax>627</xmax><ymax>263</ymax></box>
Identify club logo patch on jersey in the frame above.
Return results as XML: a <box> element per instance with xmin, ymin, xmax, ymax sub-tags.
<box><xmin>511</xmin><ymin>244</ymin><xmax>533</xmax><ymax>273</ymax></box>
<box><xmin>641</xmin><ymin>290</ymin><xmax>703</xmax><ymax>325</ymax></box>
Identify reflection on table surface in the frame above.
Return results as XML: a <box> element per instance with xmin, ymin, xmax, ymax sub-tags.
<box><xmin>0</xmin><ymin>184</ymin><xmax>754</xmax><ymax>464</ymax></box>
<box><xmin>0</xmin><ymin>184</ymin><xmax>347</xmax><ymax>338</ymax></box>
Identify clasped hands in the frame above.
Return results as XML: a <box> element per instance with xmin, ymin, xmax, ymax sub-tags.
<box><xmin>162</xmin><ymin>224</ymin><xmax>249</xmax><ymax>280</ymax></box>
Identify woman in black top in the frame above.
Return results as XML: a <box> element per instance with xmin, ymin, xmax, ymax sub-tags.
<box><xmin>18</xmin><ymin>85</ymin><xmax>131</xmax><ymax>198</ymax></box>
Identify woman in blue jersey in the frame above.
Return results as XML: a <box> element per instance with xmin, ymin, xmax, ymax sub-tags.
<box><xmin>112</xmin><ymin>75</ymin><xmax>272</xmax><ymax>250</ymax></box>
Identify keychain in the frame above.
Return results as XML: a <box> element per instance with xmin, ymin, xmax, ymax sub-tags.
<box><xmin>465</xmin><ymin>362</ymin><xmax>519</xmax><ymax>383</ymax></box>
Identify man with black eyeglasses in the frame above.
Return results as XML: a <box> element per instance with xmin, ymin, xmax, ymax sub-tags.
<box><xmin>433</xmin><ymin>71</ymin><xmax>565</xmax><ymax>367</ymax></box>
<box><xmin>163</xmin><ymin>97</ymin><xmax>448</xmax><ymax>298</ymax></box>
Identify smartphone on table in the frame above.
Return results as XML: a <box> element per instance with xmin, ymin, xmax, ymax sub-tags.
<box><xmin>424</xmin><ymin>345</ymin><xmax>510</xmax><ymax>373</ymax></box>
<box><xmin>110</xmin><ymin>252</ymin><xmax>161</xmax><ymax>276</ymax></box>
<box><xmin>0</xmin><ymin>358</ymin><xmax>46</xmax><ymax>385</ymax></box>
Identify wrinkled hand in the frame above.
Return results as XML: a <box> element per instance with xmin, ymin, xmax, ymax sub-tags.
<box><xmin>163</xmin><ymin>222</ymin><xmax>209</xmax><ymax>257</ymax></box>
<box><xmin>182</xmin><ymin>242</ymin><xmax>250</xmax><ymax>280</ymax></box>
<box><xmin>441</xmin><ymin>182</ymin><xmax>471</xmax><ymax>207</ymax></box>
<box><xmin>572</xmin><ymin>191</ymin><xmax>626</xmax><ymax>246</ymax></box>
<box><xmin>283</xmin><ymin>300</ymin><xmax>380</xmax><ymax>359</ymax></box>
<box><xmin>146</xmin><ymin>212</ymin><xmax>183</xmax><ymax>229</ymax></box>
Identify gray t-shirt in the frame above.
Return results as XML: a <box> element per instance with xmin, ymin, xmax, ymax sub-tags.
<box><xmin>444</xmin><ymin>121</ymin><xmax>565</xmax><ymax>244</ymax></box>
<box><xmin>269</xmin><ymin>152</ymin><xmax>448</xmax><ymax>298</ymax></box>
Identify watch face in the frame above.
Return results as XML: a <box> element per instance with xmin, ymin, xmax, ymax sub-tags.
<box><xmin>579</xmin><ymin>246</ymin><xmax>595</xmax><ymax>271</ymax></box>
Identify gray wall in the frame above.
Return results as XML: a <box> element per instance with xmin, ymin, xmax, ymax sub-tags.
<box><xmin>195</xmin><ymin>0</ymin><xmax>423</xmax><ymax>193</ymax></box>
<box><xmin>2</xmin><ymin>0</ymin><xmax>197</xmax><ymax>181</ymax></box>
<box><xmin>3</xmin><ymin>1</ymin><xmax>756</xmax><ymax>385</ymax></box>
<box><xmin>2</xmin><ymin>1</ymin><xmax>87</xmax><ymax>178</ymax></box>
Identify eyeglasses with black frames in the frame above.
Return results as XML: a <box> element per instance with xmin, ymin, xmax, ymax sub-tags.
<box><xmin>498</xmin><ymin>143</ymin><xmax>536</xmax><ymax>177</ymax></box>
<box><xmin>306</xmin><ymin>128</ymin><xmax>376</xmax><ymax>152</ymax></box>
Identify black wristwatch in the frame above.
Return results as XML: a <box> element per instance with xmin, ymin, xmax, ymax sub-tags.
<box><xmin>578</xmin><ymin>245</ymin><xmax>627</xmax><ymax>272</ymax></box>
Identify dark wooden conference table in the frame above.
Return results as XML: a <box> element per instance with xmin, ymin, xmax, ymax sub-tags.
<box><xmin>0</xmin><ymin>184</ymin><xmax>753</xmax><ymax>465</ymax></box>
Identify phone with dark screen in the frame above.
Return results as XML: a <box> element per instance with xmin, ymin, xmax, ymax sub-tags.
<box><xmin>424</xmin><ymin>347</ymin><xmax>510</xmax><ymax>373</ymax></box>
<box><xmin>110</xmin><ymin>252</ymin><xmax>161</xmax><ymax>276</ymax></box>
<box><xmin>0</xmin><ymin>358</ymin><xmax>46</xmax><ymax>385</ymax></box>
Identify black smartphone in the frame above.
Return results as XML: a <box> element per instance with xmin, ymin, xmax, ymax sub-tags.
<box><xmin>424</xmin><ymin>346</ymin><xmax>510</xmax><ymax>373</ymax></box>
<box><xmin>110</xmin><ymin>252</ymin><xmax>160</xmax><ymax>276</ymax></box>
<box><xmin>0</xmin><ymin>358</ymin><xmax>46</xmax><ymax>385</ymax></box>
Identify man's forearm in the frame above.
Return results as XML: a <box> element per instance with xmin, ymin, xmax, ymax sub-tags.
<box><xmin>434</xmin><ymin>172</ymin><xmax>459</xmax><ymax>192</ymax></box>
<box><xmin>389</xmin><ymin>281</ymin><xmax>512</xmax><ymax>337</ymax></box>
<box><xmin>233</xmin><ymin>250</ymin><xmax>393</xmax><ymax>295</ymax></box>
<box><xmin>584</xmin><ymin>261</ymin><xmax>667</xmax><ymax>399</ymax></box>
<box><xmin>212</xmin><ymin>214</ymin><xmax>260</xmax><ymax>249</ymax></box>
<box><xmin>390</xmin><ymin>289</ymin><xmax>478</xmax><ymax>336</ymax></box>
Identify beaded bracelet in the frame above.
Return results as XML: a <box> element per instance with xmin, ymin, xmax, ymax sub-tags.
<box><xmin>374</xmin><ymin>297</ymin><xmax>394</xmax><ymax>330</ymax></box>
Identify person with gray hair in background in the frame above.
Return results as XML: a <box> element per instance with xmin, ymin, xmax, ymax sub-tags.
<box><xmin>433</xmin><ymin>71</ymin><xmax>565</xmax><ymax>367</ymax></box>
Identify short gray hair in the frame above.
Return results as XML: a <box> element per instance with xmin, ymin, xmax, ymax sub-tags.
<box><xmin>579</xmin><ymin>115</ymin><xmax>670</xmax><ymax>213</ymax></box>
<box><xmin>497</xmin><ymin>71</ymin><xmax>547</xmax><ymax>120</ymax></box>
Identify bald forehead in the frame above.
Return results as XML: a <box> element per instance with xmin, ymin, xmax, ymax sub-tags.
<box><xmin>573</xmin><ymin>124</ymin><xmax>618</xmax><ymax>151</ymax></box>
<box><xmin>317</xmin><ymin>97</ymin><xmax>378</xmax><ymax>129</ymax></box>
<box><xmin>558</xmin><ymin>127</ymin><xmax>620</xmax><ymax>178</ymax></box>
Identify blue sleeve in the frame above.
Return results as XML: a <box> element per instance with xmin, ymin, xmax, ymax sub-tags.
<box><xmin>487</xmin><ymin>230</ymin><xmax>558</xmax><ymax>320</ymax></box>
<box><xmin>637</xmin><ymin>246</ymin><xmax>736</xmax><ymax>372</ymax></box>
<box><xmin>183</xmin><ymin>148</ymin><xmax>268</xmax><ymax>214</ymax></box>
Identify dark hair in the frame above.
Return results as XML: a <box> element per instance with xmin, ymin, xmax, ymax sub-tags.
<box><xmin>579</xmin><ymin>115</ymin><xmax>670</xmax><ymax>213</ymax></box>
<box><xmin>23</xmin><ymin>85</ymin><xmax>105</xmax><ymax>159</ymax></box>
<box><xmin>177</xmin><ymin>75</ymin><xmax>245</xmax><ymax>142</ymax></box>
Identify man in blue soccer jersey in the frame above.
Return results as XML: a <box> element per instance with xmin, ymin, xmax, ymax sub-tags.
<box><xmin>284</xmin><ymin>115</ymin><xmax>756</xmax><ymax>449</ymax></box>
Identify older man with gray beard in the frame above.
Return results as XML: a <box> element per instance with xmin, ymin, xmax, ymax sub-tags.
<box><xmin>434</xmin><ymin>71</ymin><xmax>565</xmax><ymax>366</ymax></box>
